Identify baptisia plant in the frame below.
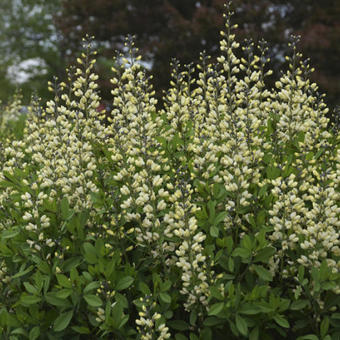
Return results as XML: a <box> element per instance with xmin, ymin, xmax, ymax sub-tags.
<box><xmin>0</xmin><ymin>2</ymin><xmax>339</xmax><ymax>339</ymax></box>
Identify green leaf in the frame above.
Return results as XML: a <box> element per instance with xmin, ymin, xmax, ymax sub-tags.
<box><xmin>266</xmin><ymin>166</ymin><xmax>280</xmax><ymax>179</ymax></box>
<box><xmin>258</xmin><ymin>184</ymin><xmax>268</xmax><ymax>198</ymax></box>
<box><xmin>279</xmin><ymin>299</ymin><xmax>290</xmax><ymax>313</ymax></box>
<box><xmin>228</xmin><ymin>257</ymin><xmax>234</xmax><ymax>272</ymax></box>
<box><xmin>298</xmin><ymin>265</ymin><xmax>305</xmax><ymax>282</ymax></box>
<box><xmin>29</xmin><ymin>326</ymin><xmax>40</xmax><ymax>340</ymax></box>
<box><xmin>55</xmin><ymin>289</ymin><xmax>72</xmax><ymax>299</ymax></box>
<box><xmin>56</xmin><ymin>274</ymin><xmax>72</xmax><ymax>288</ymax></box>
<box><xmin>290</xmin><ymin>299</ymin><xmax>309</xmax><ymax>310</ymax></box>
<box><xmin>82</xmin><ymin>271</ymin><xmax>92</xmax><ymax>281</ymax></box>
<box><xmin>320</xmin><ymin>316</ymin><xmax>329</xmax><ymax>338</ymax></box>
<box><xmin>210</xmin><ymin>286</ymin><xmax>224</xmax><ymax>301</ymax></box>
<box><xmin>53</xmin><ymin>310</ymin><xmax>73</xmax><ymax>332</ymax></box>
<box><xmin>116</xmin><ymin>276</ymin><xmax>134</xmax><ymax>291</ymax></box>
<box><xmin>295</xmin><ymin>285</ymin><xmax>302</xmax><ymax>299</ymax></box>
<box><xmin>84</xmin><ymin>281</ymin><xmax>101</xmax><ymax>294</ymax></box>
<box><xmin>264</xmin><ymin>194</ymin><xmax>273</xmax><ymax>209</ymax></box>
<box><xmin>235</xmin><ymin>314</ymin><xmax>248</xmax><ymax>336</ymax></box>
<box><xmin>2</xmin><ymin>228</ymin><xmax>20</xmax><ymax>239</ymax></box>
<box><xmin>207</xmin><ymin>200</ymin><xmax>217</xmax><ymax>223</ymax></box>
<box><xmin>256</xmin><ymin>210</ymin><xmax>266</xmax><ymax>226</ymax></box>
<box><xmin>253</xmin><ymin>265</ymin><xmax>273</xmax><ymax>281</ymax></box>
<box><xmin>160</xmin><ymin>280</ymin><xmax>172</xmax><ymax>292</ymax></box>
<box><xmin>111</xmin><ymin>302</ymin><xmax>123</xmax><ymax>328</ymax></box>
<box><xmin>212</xmin><ymin>183</ymin><xmax>226</xmax><ymax>199</ymax></box>
<box><xmin>194</xmin><ymin>179</ymin><xmax>209</xmax><ymax>198</ymax></box>
<box><xmin>168</xmin><ymin>320</ymin><xmax>190</xmax><ymax>331</ymax></box>
<box><xmin>83</xmin><ymin>242</ymin><xmax>97</xmax><ymax>264</ymax></box>
<box><xmin>42</xmin><ymin>198</ymin><xmax>57</xmax><ymax>213</ymax></box>
<box><xmin>296</xmin><ymin>335</ymin><xmax>319</xmax><ymax>340</ymax></box>
<box><xmin>263</xmin><ymin>150</ymin><xmax>273</xmax><ymax>163</ymax></box>
<box><xmin>254</xmin><ymin>247</ymin><xmax>276</xmax><ymax>263</ymax></box>
<box><xmin>200</xmin><ymin>327</ymin><xmax>213</xmax><ymax>340</ymax></box>
<box><xmin>248</xmin><ymin>215</ymin><xmax>256</xmax><ymax>228</ymax></box>
<box><xmin>45</xmin><ymin>293</ymin><xmax>72</xmax><ymax>307</ymax></box>
<box><xmin>23</xmin><ymin>282</ymin><xmax>38</xmax><ymax>295</ymax></box>
<box><xmin>105</xmin><ymin>300</ymin><xmax>112</xmax><ymax>321</ymax></box>
<box><xmin>273</xmin><ymin>315</ymin><xmax>289</xmax><ymax>328</ymax></box>
<box><xmin>84</xmin><ymin>294</ymin><xmax>102</xmax><ymax>307</ymax></box>
<box><xmin>0</xmin><ymin>241</ymin><xmax>12</xmax><ymax>257</ymax></box>
<box><xmin>159</xmin><ymin>292</ymin><xmax>171</xmax><ymax>304</ymax></box>
<box><xmin>249</xmin><ymin>326</ymin><xmax>259</xmax><ymax>340</ymax></box>
<box><xmin>118</xmin><ymin>314</ymin><xmax>129</xmax><ymax>329</ymax></box>
<box><xmin>331</xmin><ymin>313</ymin><xmax>340</xmax><ymax>320</ymax></box>
<box><xmin>175</xmin><ymin>334</ymin><xmax>187</xmax><ymax>340</ymax></box>
<box><xmin>238</xmin><ymin>303</ymin><xmax>261</xmax><ymax>315</ymax></box>
<box><xmin>115</xmin><ymin>292</ymin><xmax>128</xmax><ymax>309</ymax></box>
<box><xmin>319</xmin><ymin>260</ymin><xmax>330</xmax><ymax>281</ymax></box>
<box><xmin>216</xmin><ymin>237</ymin><xmax>228</xmax><ymax>248</ymax></box>
<box><xmin>71</xmin><ymin>326</ymin><xmax>90</xmax><ymax>334</ymax></box>
<box><xmin>296</xmin><ymin>131</ymin><xmax>305</xmax><ymax>143</ymax></box>
<box><xmin>12</xmin><ymin>265</ymin><xmax>34</xmax><ymax>279</ymax></box>
<box><xmin>242</xmin><ymin>235</ymin><xmax>253</xmax><ymax>250</ymax></box>
<box><xmin>11</xmin><ymin>328</ymin><xmax>27</xmax><ymax>336</ymax></box>
<box><xmin>322</xmin><ymin>282</ymin><xmax>336</xmax><ymax>290</ymax></box>
<box><xmin>208</xmin><ymin>302</ymin><xmax>224</xmax><ymax>316</ymax></box>
<box><xmin>63</xmin><ymin>257</ymin><xmax>82</xmax><ymax>272</ymax></box>
<box><xmin>20</xmin><ymin>294</ymin><xmax>41</xmax><ymax>305</ymax></box>
<box><xmin>315</xmin><ymin>149</ymin><xmax>324</xmax><ymax>160</ymax></box>
<box><xmin>203</xmin><ymin>316</ymin><xmax>223</xmax><ymax>327</ymax></box>
<box><xmin>232</xmin><ymin>247</ymin><xmax>251</xmax><ymax>259</ymax></box>
<box><xmin>38</xmin><ymin>261</ymin><xmax>51</xmax><ymax>275</ymax></box>
<box><xmin>60</xmin><ymin>197</ymin><xmax>72</xmax><ymax>220</ymax></box>
<box><xmin>255</xmin><ymin>229</ymin><xmax>267</xmax><ymax>247</ymax></box>
<box><xmin>210</xmin><ymin>225</ymin><xmax>219</xmax><ymax>238</ymax></box>
<box><xmin>190</xmin><ymin>333</ymin><xmax>199</xmax><ymax>340</ymax></box>
<box><xmin>214</xmin><ymin>212</ymin><xmax>228</xmax><ymax>225</ymax></box>
<box><xmin>189</xmin><ymin>310</ymin><xmax>197</xmax><ymax>326</ymax></box>
<box><xmin>305</xmin><ymin>152</ymin><xmax>314</xmax><ymax>161</ymax></box>
<box><xmin>138</xmin><ymin>281</ymin><xmax>151</xmax><ymax>295</ymax></box>
<box><xmin>225</xmin><ymin>236</ymin><xmax>233</xmax><ymax>253</ymax></box>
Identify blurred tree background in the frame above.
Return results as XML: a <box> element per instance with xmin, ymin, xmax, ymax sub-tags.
<box><xmin>1</xmin><ymin>0</ymin><xmax>339</xmax><ymax>118</ymax></box>
<box><xmin>0</xmin><ymin>0</ymin><xmax>64</xmax><ymax>103</ymax></box>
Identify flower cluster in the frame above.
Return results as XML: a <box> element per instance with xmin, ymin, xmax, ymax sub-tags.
<box><xmin>0</xmin><ymin>90</ymin><xmax>24</xmax><ymax>132</ymax></box>
<box><xmin>135</xmin><ymin>296</ymin><xmax>171</xmax><ymax>340</ymax></box>
<box><xmin>171</xmin><ymin>174</ymin><xmax>211</xmax><ymax>313</ymax></box>
<box><xmin>105</xmin><ymin>38</ymin><xmax>173</xmax><ymax>267</ymax></box>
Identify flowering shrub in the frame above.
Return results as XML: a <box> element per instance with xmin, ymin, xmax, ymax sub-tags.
<box><xmin>0</xmin><ymin>3</ymin><xmax>339</xmax><ymax>339</ymax></box>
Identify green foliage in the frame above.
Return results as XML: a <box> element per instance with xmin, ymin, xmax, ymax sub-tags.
<box><xmin>0</xmin><ymin>3</ymin><xmax>339</xmax><ymax>339</ymax></box>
